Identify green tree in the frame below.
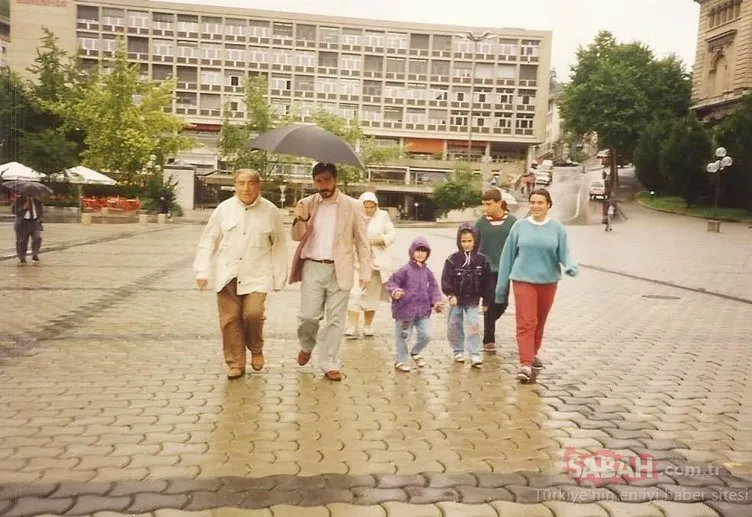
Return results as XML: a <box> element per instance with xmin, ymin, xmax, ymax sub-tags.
<box><xmin>713</xmin><ymin>94</ymin><xmax>752</xmax><ymax>211</ymax></box>
<box><xmin>560</xmin><ymin>30</ymin><xmax>691</xmax><ymax>186</ymax></box>
<box><xmin>660</xmin><ymin>115</ymin><xmax>711</xmax><ymax>207</ymax></box>
<box><xmin>431</xmin><ymin>163</ymin><xmax>482</xmax><ymax>217</ymax></box>
<box><xmin>312</xmin><ymin>109</ymin><xmax>403</xmax><ymax>191</ymax></box>
<box><xmin>218</xmin><ymin>75</ymin><xmax>294</xmax><ymax>177</ymax></box>
<box><xmin>54</xmin><ymin>39</ymin><xmax>193</xmax><ymax>185</ymax></box>
<box><xmin>0</xmin><ymin>70</ymin><xmax>34</xmax><ymax>165</ymax></box>
<box><xmin>633</xmin><ymin>117</ymin><xmax>673</xmax><ymax>196</ymax></box>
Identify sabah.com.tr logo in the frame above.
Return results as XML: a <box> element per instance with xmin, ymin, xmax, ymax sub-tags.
<box><xmin>564</xmin><ymin>448</ymin><xmax>656</xmax><ymax>485</ymax></box>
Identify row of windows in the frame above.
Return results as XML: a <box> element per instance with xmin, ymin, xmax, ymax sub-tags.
<box><xmin>77</xmin><ymin>7</ymin><xmax>541</xmax><ymax>54</ymax></box>
<box><xmin>708</xmin><ymin>0</ymin><xmax>743</xmax><ymax>28</ymax></box>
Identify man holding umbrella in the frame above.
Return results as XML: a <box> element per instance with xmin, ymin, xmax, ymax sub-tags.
<box><xmin>289</xmin><ymin>162</ymin><xmax>372</xmax><ymax>381</ymax></box>
<box><xmin>13</xmin><ymin>194</ymin><xmax>44</xmax><ymax>263</ymax></box>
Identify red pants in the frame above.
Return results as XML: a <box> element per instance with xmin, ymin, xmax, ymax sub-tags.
<box><xmin>512</xmin><ymin>281</ymin><xmax>558</xmax><ymax>366</ymax></box>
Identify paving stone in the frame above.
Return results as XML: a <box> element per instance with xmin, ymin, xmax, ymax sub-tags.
<box><xmin>351</xmin><ymin>488</ymin><xmax>408</xmax><ymax>505</ymax></box>
<box><xmin>184</xmin><ymin>491</ymin><xmax>247</xmax><ymax>511</ymax></box>
<box><xmin>404</xmin><ymin>486</ymin><xmax>459</xmax><ymax>504</ymax></box>
<box><xmin>269</xmin><ymin>506</ymin><xmax>330</xmax><ymax>517</ymax></box>
<box><xmin>455</xmin><ymin>486</ymin><xmax>513</xmax><ymax>503</ymax></box>
<box><xmin>526</xmin><ymin>473</ymin><xmax>578</xmax><ymax>488</ymax></box>
<box><xmin>489</xmin><ymin>500</ymin><xmax>554</xmax><ymax>516</ymax></box>
<box><xmin>435</xmin><ymin>502</ymin><xmax>498</xmax><ymax>517</ymax></box>
<box><xmin>222</xmin><ymin>477</ymin><xmax>277</xmax><ymax>491</ymax></box>
<box><xmin>327</xmin><ymin>503</ymin><xmax>386</xmax><ymax>517</ymax></box>
<box><xmin>128</xmin><ymin>493</ymin><xmax>190</xmax><ymax>513</ymax></box>
<box><xmin>0</xmin><ymin>484</ymin><xmax>58</xmax><ymax>499</ymax></box>
<box><xmin>3</xmin><ymin>496</ymin><xmax>75</xmax><ymax>517</ymax></box>
<box><xmin>650</xmin><ymin>501</ymin><xmax>721</xmax><ymax>516</ymax></box>
<box><xmin>296</xmin><ymin>489</ymin><xmax>353</xmax><ymax>506</ymax></box>
<box><xmin>610</xmin><ymin>485</ymin><xmax>670</xmax><ymax>502</ymax></box>
<box><xmin>597</xmin><ymin>501</ymin><xmax>664</xmax><ymax>517</ymax></box>
<box><xmin>705</xmin><ymin>501</ymin><xmax>752</xmax><ymax>517</ymax></box>
<box><xmin>542</xmin><ymin>501</ymin><xmax>609</xmax><ymax>517</ymax></box>
<box><xmin>322</xmin><ymin>474</ymin><xmax>376</xmax><ymax>489</ymax></box>
<box><xmin>109</xmin><ymin>479</ymin><xmax>169</xmax><ymax>496</ymax></box>
<box><xmin>164</xmin><ymin>478</ymin><xmax>223</xmax><ymax>494</ymax></box>
<box><xmin>66</xmin><ymin>495</ymin><xmax>132</xmax><ymax>515</ymax></box>
<box><xmin>506</xmin><ymin>485</ymin><xmax>548</xmax><ymax>504</ymax></box>
<box><xmin>376</xmin><ymin>474</ymin><xmax>426</xmax><ymax>488</ymax></box>
<box><xmin>423</xmin><ymin>473</ymin><xmax>477</xmax><ymax>488</ymax></box>
<box><xmin>381</xmin><ymin>502</ymin><xmax>441</xmax><ymax>517</ymax></box>
<box><xmin>474</xmin><ymin>472</ymin><xmax>528</xmax><ymax>487</ymax></box>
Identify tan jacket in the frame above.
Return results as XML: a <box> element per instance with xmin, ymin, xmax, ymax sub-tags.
<box><xmin>289</xmin><ymin>191</ymin><xmax>373</xmax><ymax>291</ymax></box>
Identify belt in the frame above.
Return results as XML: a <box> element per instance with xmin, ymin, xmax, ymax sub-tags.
<box><xmin>307</xmin><ymin>258</ymin><xmax>334</xmax><ymax>264</ymax></box>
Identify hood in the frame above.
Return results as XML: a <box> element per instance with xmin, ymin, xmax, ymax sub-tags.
<box><xmin>456</xmin><ymin>222</ymin><xmax>481</xmax><ymax>252</ymax></box>
<box><xmin>408</xmin><ymin>236</ymin><xmax>432</xmax><ymax>259</ymax></box>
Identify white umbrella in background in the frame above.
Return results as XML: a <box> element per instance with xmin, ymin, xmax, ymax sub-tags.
<box><xmin>50</xmin><ymin>166</ymin><xmax>117</xmax><ymax>185</ymax></box>
<box><xmin>0</xmin><ymin>162</ymin><xmax>46</xmax><ymax>181</ymax></box>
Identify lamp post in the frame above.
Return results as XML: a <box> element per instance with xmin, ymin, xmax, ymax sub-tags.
<box><xmin>414</xmin><ymin>201</ymin><xmax>419</xmax><ymax>220</ymax></box>
<box><xmin>456</xmin><ymin>31</ymin><xmax>497</xmax><ymax>163</ymax></box>
<box><xmin>279</xmin><ymin>184</ymin><xmax>287</xmax><ymax>209</ymax></box>
<box><xmin>705</xmin><ymin>146</ymin><xmax>733</xmax><ymax>233</ymax></box>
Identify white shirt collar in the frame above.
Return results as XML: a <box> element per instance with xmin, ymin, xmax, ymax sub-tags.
<box><xmin>527</xmin><ymin>215</ymin><xmax>550</xmax><ymax>226</ymax></box>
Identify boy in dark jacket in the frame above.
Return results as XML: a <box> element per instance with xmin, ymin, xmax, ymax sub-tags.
<box><xmin>441</xmin><ymin>223</ymin><xmax>493</xmax><ymax>368</ymax></box>
<box><xmin>386</xmin><ymin>236</ymin><xmax>443</xmax><ymax>372</ymax></box>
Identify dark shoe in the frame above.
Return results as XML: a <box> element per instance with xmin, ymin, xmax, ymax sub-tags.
<box><xmin>324</xmin><ymin>370</ymin><xmax>342</xmax><ymax>381</ymax></box>
<box><xmin>297</xmin><ymin>350</ymin><xmax>311</xmax><ymax>366</ymax></box>
<box><xmin>18</xmin><ymin>259</ymin><xmax>26</xmax><ymax>264</ymax></box>
<box><xmin>483</xmin><ymin>343</ymin><xmax>497</xmax><ymax>354</ymax></box>
<box><xmin>32</xmin><ymin>255</ymin><xmax>40</xmax><ymax>262</ymax></box>
<box><xmin>251</xmin><ymin>353</ymin><xmax>265</xmax><ymax>371</ymax></box>
<box><xmin>532</xmin><ymin>356</ymin><xmax>544</xmax><ymax>370</ymax></box>
<box><xmin>227</xmin><ymin>368</ymin><xmax>246</xmax><ymax>380</ymax></box>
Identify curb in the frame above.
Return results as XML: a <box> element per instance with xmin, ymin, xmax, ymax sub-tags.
<box><xmin>635</xmin><ymin>195</ymin><xmax>752</xmax><ymax>224</ymax></box>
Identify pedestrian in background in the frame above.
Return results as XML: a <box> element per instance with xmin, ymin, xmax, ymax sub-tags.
<box><xmin>13</xmin><ymin>194</ymin><xmax>44</xmax><ymax>264</ymax></box>
<box><xmin>194</xmin><ymin>169</ymin><xmax>288</xmax><ymax>379</ymax></box>
<box><xmin>495</xmin><ymin>188</ymin><xmax>578</xmax><ymax>384</ymax></box>
<box><xmin>386</xmin><ymin>237</ymin><xmax>443</xmax><ymax>372</ymax></box>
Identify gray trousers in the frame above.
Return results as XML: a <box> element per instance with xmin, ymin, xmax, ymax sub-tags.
<box><xmin>15</xmin><ymin>219</ymin><xmax>42</xmax><ymax>260</ymax></box>
<box><xmin>297</xmin><ymin>260</ymin><xmax>349</xmax><ymax>372</ymax></box>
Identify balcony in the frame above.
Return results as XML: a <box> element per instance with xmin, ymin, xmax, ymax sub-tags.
<box><xmin>77</xmin><ymin>19</ymin><xmax>99</xmax><ymax>31</ymax></box>
<box><xmin>518</xmin><ymin>79</ymin><xmax>537</xmax><ymax>88</ymax></box>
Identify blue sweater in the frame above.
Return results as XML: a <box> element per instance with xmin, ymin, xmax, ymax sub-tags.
<box><xmin>495</xmin><ymin>217</ymin><xmax>579</xmax><ymax>302</ymax></box>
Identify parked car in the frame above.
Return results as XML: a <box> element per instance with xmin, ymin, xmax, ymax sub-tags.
<box><xmin>538</xmin><ymin>159</ymin><xmax>554</xmax><ymax>173</ymax></box>
<box><xmin>535</xmin><ymin>172</ymin><xmax>552</xmax><ymax>186</ymax></box>
<box><xmin>589</xmin><ymin>179</ymin><xmax>607</xmax><ymax>200</ymax></box>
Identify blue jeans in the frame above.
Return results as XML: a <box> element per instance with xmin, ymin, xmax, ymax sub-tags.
<box><xmin>447</xmin><ymin>305</ymin><xmax>481</xmax><ymax>359</ymax></box>
<box><xmin>394</xmin><ymin>317</ymin><xmax>431</xmax><ymax>364</ymax></box>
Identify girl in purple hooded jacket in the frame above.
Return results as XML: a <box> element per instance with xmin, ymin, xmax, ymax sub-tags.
<box><xmin>386</xmin><ymin>236</ymin><xmax>444</xmax><ymax>372</ymax></box>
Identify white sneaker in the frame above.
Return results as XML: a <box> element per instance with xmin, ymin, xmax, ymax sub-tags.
<box><xmin>471</xmin><ymin>357</ymin><xmax>483</xmax><ymax>368</ymax></box>
<box><xmin>344</xmin><ymin>327</ymin><xmax>358</xmax><ymax>339</ymax></box>
<box><xmin>453</xmin><ymin>353</ymin><xmax>465</xmax><ymax>363</ymax></box>
<box><xmin>517</xmin><ymin>365</ymin><xmax>532</xmax><ymax>383</ymax></box>
<box><xmin>363</xmin><ymin>326</ymin><xmax>374</xmax><ymax>337</ymax></box>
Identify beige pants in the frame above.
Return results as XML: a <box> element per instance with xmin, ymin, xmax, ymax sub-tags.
<box><xmin>217</xmin><ymin>279</ymin><xmax>267</xmax><ymax>371</ymax></box>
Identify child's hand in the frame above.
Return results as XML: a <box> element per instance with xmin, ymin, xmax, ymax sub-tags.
<box><xmin>433</xmin><ymin>302</ymin><xmax>444</xmax><ymax>313</ymax></box>
<box><xmin>448</xmin><ymin>295</ymin><xmax>457</xmax><ymax>307</ymax></box>
<box><xmin>392</xmin><ymin>289</ymin><xmax>405</xmax><ymax>300</ymax></box>
<box><xmin>480</xmin><ymin>305</ymin><xmax>488</xmax><ymax>313</ymax></box>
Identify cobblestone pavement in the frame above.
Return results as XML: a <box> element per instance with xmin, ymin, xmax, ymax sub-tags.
<box><xmin>1</xmin><ymin>205</ymin><xmax>751</xmax><ymax>517</ymax></box>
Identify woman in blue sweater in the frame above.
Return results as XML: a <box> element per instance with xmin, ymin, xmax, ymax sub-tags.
<box><xmin>495</xmin><ymin>188</ymin><xmax>578</xmax><ymax>383</ymax></box>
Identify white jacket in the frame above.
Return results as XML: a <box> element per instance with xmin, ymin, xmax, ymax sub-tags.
<box><xmin>362</xmin><ymin>209</ymin><xmax>396</xmax><ymax>281</ymax></box>
<box><xmin>194</xmin><ymin>195</ymin><xmax>288</xmax><ymax>294</ymax></box>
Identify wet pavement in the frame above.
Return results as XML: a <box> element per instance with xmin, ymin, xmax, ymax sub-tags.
<box><xmin>1</xmin><ymin>191</ymin><xmax>751</xmax><ymax>516</ymax></box>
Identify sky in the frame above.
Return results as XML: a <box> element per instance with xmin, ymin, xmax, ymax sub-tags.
<box><xmin>166</xmin><ymin>0</ymin><xmax>701</xmax><ymax>79</ymax></box>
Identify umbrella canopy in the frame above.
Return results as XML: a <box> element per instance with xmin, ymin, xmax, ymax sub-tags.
<box><xmin>0</xmin><ymin>162</ymin><xmax>46</xmax><ymax>181</ymax></box>
<box><xmin>2</xmin><ymin>180</ymin><xmax>54</xmax><ymax>197</ymax></box>
<box><xmin>247</xmin><ymin>124</ymin><xmax>365</xmax><ymax>168</ymax></box>
<box><xmin>50</xmin><ymin>166</ymin><xmax>117</xmax><ymax>185</ymax></box>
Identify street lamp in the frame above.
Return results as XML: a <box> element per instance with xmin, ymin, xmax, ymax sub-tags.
<box><xmin>455</xmin><ymin>31</ymin><xmax>497</xmax><ymax>162</ymax></box>
<box><xmin>705</xmin><ymin>146</ymin><xmax>733</xmax><ymax>232</ymax></box>
<box><xmin>279</xmin><ymin>184</ymin><xmax>287</xmax><ymax>209</ymax></box>
<box><xmin>414</xmin><ymin>201</ymin><xmax>419</xmax><ymax>220</ymax></box>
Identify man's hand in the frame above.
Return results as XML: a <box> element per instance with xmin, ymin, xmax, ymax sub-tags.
<box><xmin>196</xmin><ymin>278</ymin><xmax>208</xmax><ymax>291</ymax></box>
<box><xmin>448</xmin><ymin>295</ymin><xmax>457</xmax><ymax>307</ymax></box>
<box><xmin>293</xmin><ymin>200</ymin><xmax>310</xmax><ymax>221</ymax></box>
<box><xmin>480</xmin><ymin>305</ymin><xmax>488</xmax><ymax>314</ymax></box>
<box><xmin>433</xmin><ymin>302</ymin><xmax>444</xmax><ymax>313</ymax></box>
<box><xmin>392</xmin><ymin>289</ymin><xmax>404</xmax><ymax>300</ymax></box>
<box><xmin>359</xmin><ymin>279</ymin><xmax>371</xmax><ymax>291</ymax></box>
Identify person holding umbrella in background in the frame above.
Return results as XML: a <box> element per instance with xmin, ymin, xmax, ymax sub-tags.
<box><xmin>4</xmin><ymin>181</ymin><xmax>52</xmax><ymax>264</ymax></box>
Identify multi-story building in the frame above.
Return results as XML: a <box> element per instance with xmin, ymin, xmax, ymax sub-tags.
<box><xmin>536</xmin><ymin>90</ymin><xmax>567</xmax><ymax>163</ymax></box>
<box><xmin>8</xmin><ymin>0</ymin><xmax>551</xmax><ymax>212</ymax></box>
<box><xmin>0</xmin><ymin>10</ymin><xmax>9</xmax><ymax>69</ymax></box>
<box><xmin>690</xmin><ymin>0</ymin><xmax>752</xmax><ymax>120</ymax></box>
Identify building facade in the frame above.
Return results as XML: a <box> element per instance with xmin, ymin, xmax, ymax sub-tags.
<box><xmin>536</xmin><ymin>90</ymin><xmax>568</xmax><ymax>163</ymax></box>
<box><xmin>691</xmin><ymin>0</ymin><xmax>752</xmax><ymax>120</ymax></box>
<box><xmin>8</xmin><ymin>0</ymin><xmax>551</xmax><ymax>201</ymax></box>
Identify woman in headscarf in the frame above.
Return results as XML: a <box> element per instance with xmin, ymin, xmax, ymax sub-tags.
<box><xmin>345</xmin><ymin>192</ymin><xmax>396</xmax><ymax>338</ymax></box>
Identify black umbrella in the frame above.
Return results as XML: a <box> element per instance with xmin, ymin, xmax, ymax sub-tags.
<box><xmin>247</xmin><ymin>124</ymin><xmax>365</xmax><ymax>168</ymax></box>
<box><xmin>2</xmin><ymin>180</ymin><xmax>54</xmax><ymax>197</ymax></box>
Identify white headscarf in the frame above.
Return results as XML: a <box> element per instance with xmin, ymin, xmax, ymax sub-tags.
<box><xmin>358</xmin><ymin>191</ymin><xmax>378</xmax><ymax>205</ymax></box>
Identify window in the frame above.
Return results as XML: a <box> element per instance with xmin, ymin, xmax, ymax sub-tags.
<box><xmin>295</xmin><ymin>76</ymin><xmax>314</xmax><ymax>92</ymax></box>
<box><xmin>429</xmin><ymin>109</ymin><xmax>447</xmax><ymax>124</ymax></box>
<box><xmin>202</xmin><ymin>17</ymin><xmax>222</xmax><ymax>34</ymax></box>
<box><xmin>386</xmin><ymin>32</ymin><xmax>408</xmax><ymax>49</ymax></box>
<box><xmin>430</xmin><ymin>86</ymin><xmax>448</xmax><ymax>101</ymax></box>
<box><xmin>361</xmin><ymin>105</ymin><xmax>381</xmax><ymax>121</ymax></box>
<box><xmin>340</xmin><ymin>79</ymin><xmax>361</xmax><ymax>95</ymax></box>
<box><xmin>516</xmin><ymin>116</ymin><xmax>533</xmax><ymax>129</ymax></box>
<box><xmin>498</xmin><ymin>40</ymin><xmax>518</xmax><ymax>56</ymax></box>
<box><xmin>249</xmin><ymin>21</ymin><xmax>271</xmax><ymax>38</ymax></box>
<box><xmin>521</xmin><ymin>40</ymin><xmax>540</xmax><ymax>57</ymax></box>
<box><xmin>270</xmin><ymin>50</ymin><xmax>293</xmax><ymax>65</ymax></box>
<box><xmin>78</xmin><ymin>37</ymin><xmax>99</xmax><ymax>51</ymax></box>
<box><xmin>497</xmin><ymin>65</ymin><xmax>516</xmax><ymax>79</ymax></box>
<box><xmin>364</xmin><ymin>31</ymin><xmax>384</xmax><ymax>47</ymax></box>
<box><xmin>127</xmin><ymin>11</ymin><xmax>149</xmax><ymax>28</ymax></box>
<box><xmin>406</xmin><ymin>84</ymin><xmax>428</xmax><ymax>100</ymax></box>
<box><xmin>341</xmin><ymin>29</ymin><xmax>361</xmax><ymax>45</ymax></box>
<box><xmin>200</xmin><ymin>70</ymin><xmax>222</xmax><ymax>86</ymax></box>
<box><xmin>340</xmin><ymin>104</ymin><xmax>358</xmax><ymax>120</ymax></box>
<box><xmin>451</xmin><ymin>114</ymin><xmax>468</xmax><ymax>126</ymax></box>
<box><xmin>405</xmin><ymin>109</ymin><xmax>426</xmax><ymax>124</ymax></box>
<box><xmin>386</xmin><ymin>57</ymin><xmax>405</xmax><ymax>74</ymax></box>
<box><xmin>453</xmin><ymin>38</ymin><xmax>473</xmax><ymax>53</ymax></box>
<box><xmin>320</xmin><ymin>27</ymin><xmax>340</xmax><ymax>43</ymax></box>
<box><xmin>453</xmin><ymin>63</ymin><xmax>472</xmax><ymax>78</ymax></box>
<box><xmin>225</xmin><ymin>20</ymin><xmax>245</xmax><ymax>36</ymax></box>
<box><xmin>177</xmin><ymin>17</ymin><xmax>199</xmax><ymax>33</ymax></box>
<box><xmin>270</xmin><ymin>76</ymin><xmax>291</xmax><ymax>90</ymax></box>
<box><xmin>315</xmin><ymin>78</ymin><xmax>338</xmax><ymax>94</ymax></box>
<box><xmin>340</xmin><ymin>54</ymin><xmax>361</xmax><ymax>71</ymax></box>
<box><xmin>295</xmin><ymin>50</ymin><xmax>316</xmax><ymax>67</ymax></box>
<box><xmin>408</xmin><ymin>59</ymin><xmax>428</xmax><ymax>75</ymax></box>
<box><xmin>249</xmin><ymin>47</ymin><xmax>268</xmax><ymax>63</ymax></box>
<box><xmin>226</xmin><ymin>47</ymin><xmax>246</xmax><ymax>62</ymax></box>
<box><xmin>102</xmin><ymin>8</ymin><xmax>124</xmax><ymax>26</ymax></box>
<box><xmin>176</xmin><ymin>41</ymin><xmax>197</xmax><ymax>58</ymax></box>
<box><xmin>384</xmin><ymin>83</ymin><xmax>406</xmax><ymax>99</ymax></box>
<box><xmin>363</xmin><ymin>81</ymin><xmax>382</xmax><ymax>96</ymax></box>
<box><xmin>431</xmin><ymin>61</ymin><xmax>450</xmax><ymax>76</ymax></box>
<box><xmin>230</xmin><ymin>76</ymin><xmax>240</xmax><ymax>86</ymax></box>
<box><xmin>152</xmin><ymin>13</ymin><xmax>174</xmax><ymax>30</ymax></box>
<box><xmin>272</xmin><ymin>22</ymin><xmax>293</xmax><ymax>38</ymax></box>
<box><xmin>202</xmin><ymin>44</ymin><xmax>221</xmax><ymax>60</ymax></box>
<box><xmin>152</xmin><ymin>39</ymin><xmax>174</xmax><ymax>57</ymax></box>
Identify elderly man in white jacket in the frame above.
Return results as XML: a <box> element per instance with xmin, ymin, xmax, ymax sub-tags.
<box><xmin>194</xmin><ymin>169</ymin><xmax>288</xmax><ymax>379</ymax></box>
<box><xmin>345</xmin><ymin>191</ymin><xmax>396</xmax><ymax>337</ymax></box>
